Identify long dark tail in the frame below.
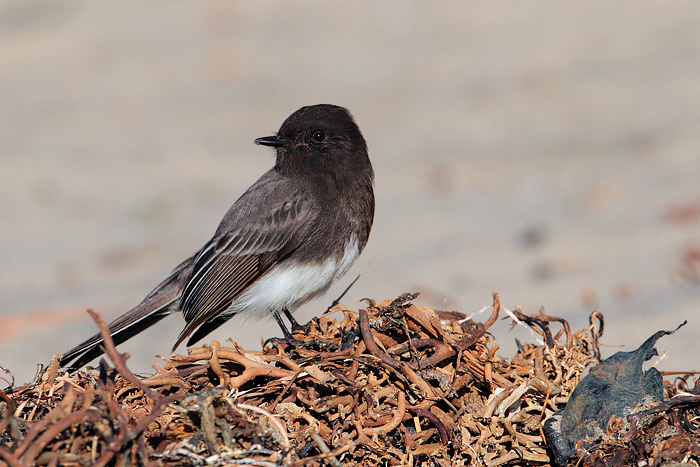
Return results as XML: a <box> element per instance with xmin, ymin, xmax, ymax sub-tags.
<box><xmin>59</xmin><ymin>255</ymin><xmax>196</xmax><ymax>369</ymax></box>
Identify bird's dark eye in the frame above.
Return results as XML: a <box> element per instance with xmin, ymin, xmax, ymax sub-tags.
<box><xmin>312</xmin><ymin>131</ymin><xmax>326</xmax><ymax>142</ymax></box>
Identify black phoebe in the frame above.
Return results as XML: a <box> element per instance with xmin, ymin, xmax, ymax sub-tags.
<box><xmin>60</xmin><ymin>104</ymin><xmax>374</xmax><ymax>369</ymax></box>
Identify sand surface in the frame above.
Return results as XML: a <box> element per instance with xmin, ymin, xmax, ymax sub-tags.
<box><xmin>2</xmin><ymin>2</ymin><xmax>700</xmax><ymax>385</ymax></box>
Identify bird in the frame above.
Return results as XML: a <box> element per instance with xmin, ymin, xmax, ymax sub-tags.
<box><xmin>60</xmin><ymin>104</ymin><xmax>375</xmax><ymax>369</ymax></box>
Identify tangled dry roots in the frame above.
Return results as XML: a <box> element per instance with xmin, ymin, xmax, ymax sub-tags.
<box><xmin>1</xmin><ymin>293</ymin><xmax>698</xmax><ymax>466</ymax></box>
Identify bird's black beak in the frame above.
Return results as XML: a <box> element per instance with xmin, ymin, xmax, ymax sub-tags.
<box><xmin>254</xmin><ymin>135</ymin><xmax>288</xmax><ymax>147</ymax></box>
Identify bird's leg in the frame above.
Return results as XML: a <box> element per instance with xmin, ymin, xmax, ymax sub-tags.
<box><xmin>272</xmin><ymin>309</ymin><xmax>294</xmax><ymax>340</ymax></box>
<box><xmin>283</xmin><ymin>308</ymin><xmax>318</xmax><ymax>334</ymax></box>
<box><xmin>283</xmin><ymin>308</ymin><xmax>302</xmax><ymax>331</ymax></box>
<box><xmin>265</xmin><ymin>309</ymin><xmax>326</xmax><ymax>349</ymax></box>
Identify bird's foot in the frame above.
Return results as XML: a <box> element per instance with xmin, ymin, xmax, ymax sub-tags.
<box><xmin>265</xmin><ymin>309</ymin><xmax>328</xmax><ymax>349</ymax></box>
<box><xmin>283</xmin><ymin>309</ymin><xmax>319</xmax><ymax>334</ymax></box>
<box><xmin>263</xmin><ymin>334</ymin><xmax>328</xmax><ymax>350</ymax></box>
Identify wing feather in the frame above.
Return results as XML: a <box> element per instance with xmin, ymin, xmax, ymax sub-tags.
<box><xmin>174</xmin><ymin>184</ymin><xmax>316</xmax><ymax>349</ymax></box>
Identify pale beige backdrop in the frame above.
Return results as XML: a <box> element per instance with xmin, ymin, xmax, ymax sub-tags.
<box><xmin>2</xmin><ymin>1</ymin><xmax>700</xmax><ymax>385</ymax></box>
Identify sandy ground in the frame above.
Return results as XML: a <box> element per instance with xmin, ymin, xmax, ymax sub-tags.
<box><xmin>2</xmin><ymin>1</ymin><xmax>700</xmax><ymax>385</ymax></box>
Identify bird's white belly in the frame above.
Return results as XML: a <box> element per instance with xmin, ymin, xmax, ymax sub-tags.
<box><xmin>227</xmin><ymin>238</ymin><xmax>360</xmax><ymax>320</ymax></box>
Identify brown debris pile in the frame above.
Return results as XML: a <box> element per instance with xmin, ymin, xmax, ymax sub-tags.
<box><xmin>1</xmin><ymin>293</ymin><xmax>699</xmax><ymax>466</ymax></box>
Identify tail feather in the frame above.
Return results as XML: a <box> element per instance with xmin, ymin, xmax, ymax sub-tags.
<box><xmin>59</xmin><ymin>254</ymin><xmax>197</xmax><ymax>369</ymax></box>
<box><xmin>60</xmin><ymin>302</ymin><xmax>176</xmax><ymax>369</ymax></box>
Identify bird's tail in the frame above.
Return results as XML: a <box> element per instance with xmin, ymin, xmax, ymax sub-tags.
<box><xmin>59</xmin><ymin>255</ymin><xmax>196</xmax><ymax>370</ymax></box>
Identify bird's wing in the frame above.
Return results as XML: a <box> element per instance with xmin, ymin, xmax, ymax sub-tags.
<box><xmin>174</xmin><ymin>180</ymin><xmax>316</xmax><ymax>349</ymax></box>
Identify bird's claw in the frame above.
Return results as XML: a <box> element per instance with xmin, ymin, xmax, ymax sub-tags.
<box><xmin>263</xmin><ymin>334</ymin><xmax>328</xmax><ymax>349</ymax></box>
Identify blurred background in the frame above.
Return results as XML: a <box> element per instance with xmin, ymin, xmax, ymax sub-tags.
<box><xmin>2</xmin><ymin>1</ymin><xmax>700</xmax><ymax>385</ymax></box>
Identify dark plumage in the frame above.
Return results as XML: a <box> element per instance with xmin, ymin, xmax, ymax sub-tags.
<box><xmin>60</xmin><ymin>104</ymin><xmax>374</xmax><ymax>369</ymax></box>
